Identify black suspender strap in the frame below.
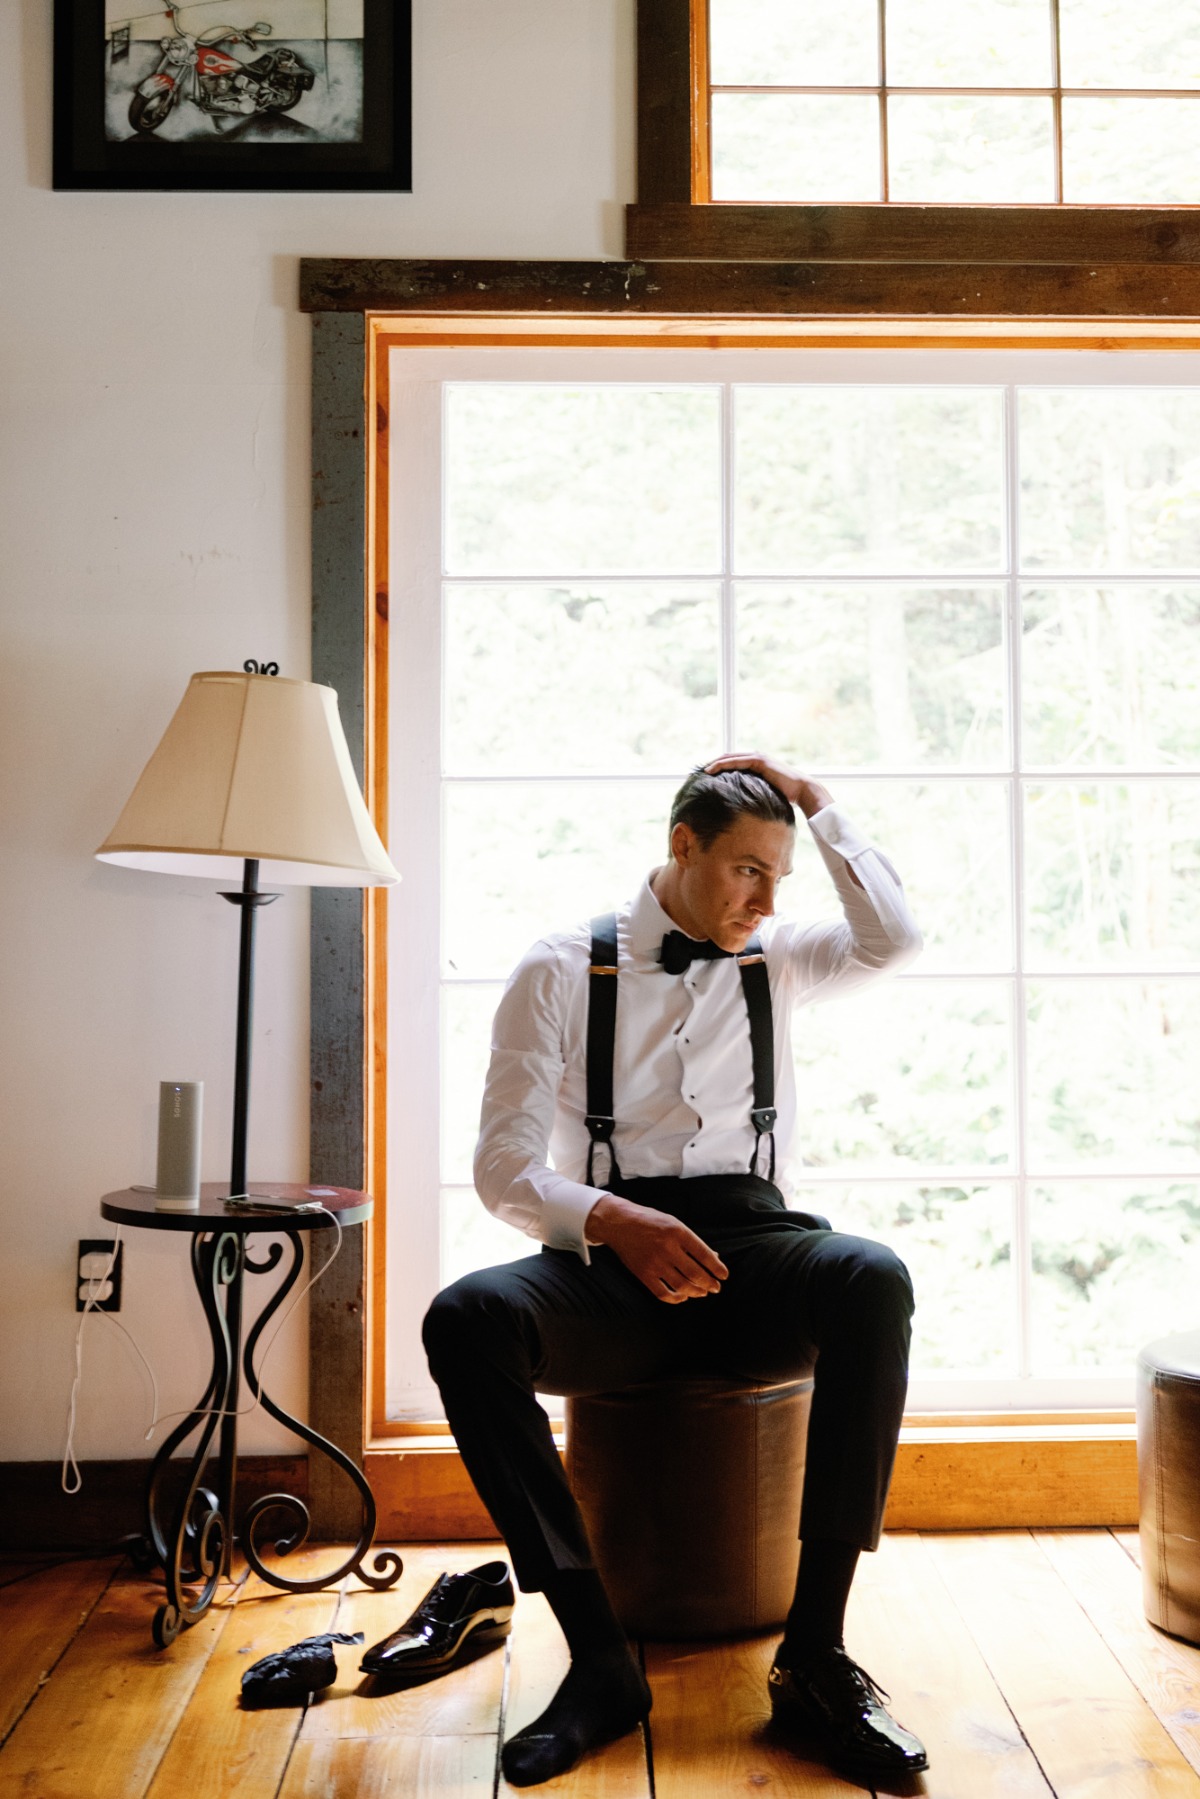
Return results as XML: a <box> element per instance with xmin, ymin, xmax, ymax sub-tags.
<box><xmin>584</xmin><ymin>912</ymin><xmax>620</xmax><ymax>1187</ymax></box>
<box><xmin>584</xmin><ymin>915</ymin><xmax>777</xmax><ymax>1187</ymax></box>
<box><xmin>737</xmin><ymin>936</ymin><xmax>777</xmax><ymax>1181</ymax></box>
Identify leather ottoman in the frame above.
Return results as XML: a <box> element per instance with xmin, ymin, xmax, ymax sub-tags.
<box><xmin>1137</xmin><ymin>1328</ymin><xmax>1200</xmax><ymax>1644</ymax></box>
<box><xmin>565</xmin><ymin>1370</ymin><xmax>814</xmax><ymax>1639</ymax></box>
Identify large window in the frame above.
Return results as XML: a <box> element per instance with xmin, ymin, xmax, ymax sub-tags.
<box><xmin>386</xmin><ymin>345</ymin><xmax>1200</xmax><ymax>1423</ymax></box>
<box><xmin>708</xmin><ymin>0</ymin><xmax>1200</xmax><ymax>202</ymax></box>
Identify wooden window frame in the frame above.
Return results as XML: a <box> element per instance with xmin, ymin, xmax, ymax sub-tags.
<box><xmin>627</xmin><ymin>0</ymin><xmax>1200</xmax><ymax>295</ymax></box>
<box><xmin>301</xmin><ymin>267</ymin><xmax>1200</xmax><ymax>1535</ymax></box>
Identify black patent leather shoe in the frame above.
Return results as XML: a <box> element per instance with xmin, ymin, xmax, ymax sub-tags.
<box><xmin>360</xmin><ymin>1560</ymin><xmax>514</xmax><ymax>1677</ymax></box>
<box><xmin>768</xmin><ymin>1644</ymin><xmax>929</xmax><ymax>1780</ymax></box>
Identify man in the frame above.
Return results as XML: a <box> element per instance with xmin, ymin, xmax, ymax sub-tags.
<box><xmin>422</xmin><ymin>752</ymin><xmax>927</xmax><ymax>1787</ymax></box>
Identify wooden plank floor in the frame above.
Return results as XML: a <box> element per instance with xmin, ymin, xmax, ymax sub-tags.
<box><xmin>4</xmin><ymin>1532</ymin><xmax>1200</xmax><ymax>1797</ymax></box>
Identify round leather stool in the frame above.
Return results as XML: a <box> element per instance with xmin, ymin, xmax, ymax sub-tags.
<box><xmin>565</xmin><ymin>1369</ymin><xmax>814</xmax><ymax>1639</ymax></box>
<box><xmin>1137</xmin><ymin>1329</ymin><xmax>1200</xmax><ymax>1644</ymax></box>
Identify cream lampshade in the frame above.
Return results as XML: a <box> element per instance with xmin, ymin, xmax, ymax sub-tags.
<box><xmin>97</xmin><ymin>667</ymin><xmax>399</xmax><ymax>1197</ymax></box>
<box><xmin>96</xmin><ymin>669</ymin><xmax>399</xmax><ymax>886</ymax></box>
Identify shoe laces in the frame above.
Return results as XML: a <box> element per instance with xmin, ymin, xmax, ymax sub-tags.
<box><xmin>822</xmin><ymin>1647</ymin><xmax>892</xmax><ymax>1710</ymax></box>
<box><xmin>415</xmin><ymin>1573</ymin><xmax>459</xmax><ymax>1618</ymax></box>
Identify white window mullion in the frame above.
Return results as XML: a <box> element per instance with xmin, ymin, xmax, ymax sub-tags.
<box><xmin>1005</xmin><ymin>380</ymin><xmax>1034</xmax><ymax>1385</ymax></box>
<box><xmin>443</xmin><ymin>769</ymin><xmax>1200</xmax><ymax>787</ymax></box>
<box><xmin>721</xmin><ymin>381</ymin><xmax>736</xmax><ymax>752</ymax></box>
<box><xmin>386</xmin><ymin>354</ymin><xmax>451</xmax><ymax>1419</ymax></box>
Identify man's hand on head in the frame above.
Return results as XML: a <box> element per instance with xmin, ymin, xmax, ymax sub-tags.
<box><xmin>584</xmin><ymin>1195</ymin><xmax>729</xmax><ymax>1304</ymax></box>
<box><xmin>704</xmin><ymin>751</ymin><xmax>833</xmax><ymax>821</ymax></box>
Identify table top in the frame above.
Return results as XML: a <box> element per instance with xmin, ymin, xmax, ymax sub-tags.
<box><xmin>100</xmin><ymin>1183</ymin><xmax>373</xmax><ymax>1232</ymax></box>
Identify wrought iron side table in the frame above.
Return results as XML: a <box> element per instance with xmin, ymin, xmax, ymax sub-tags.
<box><xmin>100</xmin><ymin>1184</ymin><xmax>403</xmax><ymax>1647</ymax></box>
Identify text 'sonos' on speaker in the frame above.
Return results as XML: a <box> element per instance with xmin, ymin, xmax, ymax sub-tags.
<box><xmin>156</xmin><ymin>1080</ymin><xmax>202</xmax><ymax>1211</ymax></box>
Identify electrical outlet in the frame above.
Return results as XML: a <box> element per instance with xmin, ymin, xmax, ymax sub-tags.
<box><xmin>77</xmin><ymin>1239</ymin><xmax>123</xmax><ymax>1312</ymax></box>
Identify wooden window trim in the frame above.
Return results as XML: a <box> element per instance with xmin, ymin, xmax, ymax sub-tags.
<box><xmin>628</xmin><ymin>0</ymin><xmax>1200</xmax><ymax>273</ymax></box>
<box><xmin>366</xmin><ymin>1416</ymin><xmax>1139</xmax><ymax>1540</ymax></box>
<box><xmin>306</xmin><ymin>290</ymin><xmax>1194</xmax><ymax>1535</ymax></box>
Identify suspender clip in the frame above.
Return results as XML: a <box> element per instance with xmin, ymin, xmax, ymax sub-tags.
<box><xmin>584</xmin><ymin>1114</ymin><xmax>616</xmax><ymax>1187</ymax></box>
<box><xmin>749</xmin><ymin>1109</ymin><xmax>777</xmax><ymax>1182</ymax></box>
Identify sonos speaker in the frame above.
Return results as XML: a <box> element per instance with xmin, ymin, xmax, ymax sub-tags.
<box><xmin>156</xmin><ymin>1080</ymin><xmax>202</xmax><ymax>1211</ymax></box>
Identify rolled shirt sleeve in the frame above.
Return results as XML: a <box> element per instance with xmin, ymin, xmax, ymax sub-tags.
<box><xmin>786</xmin><ymin>804</ymin><xmax>924</xmax><ymax>1002</ymax></box>
<box><xmin>809</xmin><ymin>805</ymin><xmax>919</xmax><ymax>949</ymax></box>
<box><xmin>472</xmin><ymin>939</ymin><xmax>600</xmax><ymax>1263</ymax></box>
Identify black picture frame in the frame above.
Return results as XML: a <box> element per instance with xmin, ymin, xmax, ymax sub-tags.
<box><xmin>54</xmin><ymin>0</ymin><xmax>411</xmax><ymax>191</ymax></box>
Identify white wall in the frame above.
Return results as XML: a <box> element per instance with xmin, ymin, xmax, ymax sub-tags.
<box><xmin>0</xmin><ymin>0</ymin><xmax>634</xmax><ymax>1462</ymax></box>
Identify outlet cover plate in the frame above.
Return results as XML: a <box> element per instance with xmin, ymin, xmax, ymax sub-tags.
<box><xmin>77</xmin><ymin>1238</ymin><xmax>123</xmax><ymax>1312</ymax></box>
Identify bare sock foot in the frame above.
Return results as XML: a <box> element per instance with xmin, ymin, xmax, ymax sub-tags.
<box><xmin>500</xmin><ymin>1649</ymin><xmax>651</xmax><ymax>1788</ymax></box>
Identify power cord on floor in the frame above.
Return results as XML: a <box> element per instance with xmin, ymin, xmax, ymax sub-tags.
<box><xmin>0</xmin><ymin>1535</ymin><xmax>147</xmax><ymax>1590</ymax></box>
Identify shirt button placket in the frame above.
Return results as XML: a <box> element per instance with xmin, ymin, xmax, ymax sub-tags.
<box><xmin>679</xmin><ymin>978</ymin><xmax>700</xmax><ymax>1162</ymax></box>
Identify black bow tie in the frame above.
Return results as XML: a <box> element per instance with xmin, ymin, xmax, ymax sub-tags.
<box><xmin>660</xmin><ymin>931</ymin><xmax>733</xmax><ymax>976</ymax></box>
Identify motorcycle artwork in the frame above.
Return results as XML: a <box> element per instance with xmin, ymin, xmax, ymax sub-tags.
<box><xmin>125</xmin><ymin>4</ymin><xmax>315</xmax><ymax>136</ymax></box>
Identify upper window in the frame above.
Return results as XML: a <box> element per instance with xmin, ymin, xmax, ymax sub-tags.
<box><xmin>705</xmin><ymin>0</ymin><xmax>1200</xmax><ymax>203</ymax></box>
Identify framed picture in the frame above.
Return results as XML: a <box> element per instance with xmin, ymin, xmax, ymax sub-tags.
<box><xmin>54</xmin><ymin>0</ymin><xmax>411</xmax><ymax>190</ymax></box>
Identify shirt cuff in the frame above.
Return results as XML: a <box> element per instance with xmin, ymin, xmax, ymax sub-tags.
<box><xmin>808</xmin><ymin>803</ymin><xmax>871</xmax><ymax>859</ymax></box>
<box><xmin>540</xmin><ymin>1177</ymin><xmax>603</xmax><ymax>1264</ymax></box>
<box><xmin>808</xmin><ymin>805</ymin><xmax>915</xmax><ymax>949</ymax></box>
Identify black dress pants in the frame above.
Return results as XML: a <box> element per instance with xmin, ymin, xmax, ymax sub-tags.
<box><xmin>422</xmin><ymin>1173</ymin><xmax>914</xmax><ymax>1595</ymax></box>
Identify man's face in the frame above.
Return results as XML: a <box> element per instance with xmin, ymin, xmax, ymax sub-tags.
<box><xmin>668</xmin><ymin>814</ymin><xmax>795</xmax><ymax>950</ymax></box>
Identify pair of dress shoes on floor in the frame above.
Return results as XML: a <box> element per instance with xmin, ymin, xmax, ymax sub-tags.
<box><xmin>360</xmin><ymin>1560</ymin><xmax>928</xmax><ymax>1786</ymax></box>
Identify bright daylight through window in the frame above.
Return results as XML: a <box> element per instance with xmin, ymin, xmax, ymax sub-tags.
<box><xmin>707</xmin><ymin>0</ymin><xmax>1200</xmax><ymax>201</ymax></box>
<box><xmin>385</xmin><ymin>348</ymin><xmax>1200</xmax><ymax>1424</ymax></box>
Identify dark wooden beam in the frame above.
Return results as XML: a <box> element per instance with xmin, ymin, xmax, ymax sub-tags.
<box><xmin>626</xmin><ymin>202</ymin><xmax>1200</xmax><ymax>266</ymax></box>
<box><xmin>301</xmin><ymin>258</ymin><xmax>636</xmax><ymax>312</ymax></box>
<box><xmin>310</xmin><ymin>311</ymin><xmax>370</xmax><ymax>1541</ymax></box>
<box><xmin>637</xmin><ymin>0</ymin><xmax>693</xmax><ymax>203</ymax></box>
<box><xmin>300</xmin><ymin>256</ymin><xmax>1200</xmax><ymax>318</ymax></box>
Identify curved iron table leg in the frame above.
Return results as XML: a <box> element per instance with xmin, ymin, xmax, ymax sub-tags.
<box><xmin>141</xmin><ymin>1233</ymin><xmax>221</xmax><ymax>1577</ymax></box>
<box><xmin>148</xmin><ymin>1231</ymin><xmax>242</xmax><ymax>1647</ymax></box>
<box><xmin>238</xmin><ymin>1230</ymin><xmax>403</xmax><ymax>1595</ymax></box>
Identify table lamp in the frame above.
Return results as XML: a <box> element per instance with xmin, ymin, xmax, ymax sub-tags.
<box><xmin>96</xmin><ymin>665</ymin><xmax>400</xmax><ymax>1196</ymax></box>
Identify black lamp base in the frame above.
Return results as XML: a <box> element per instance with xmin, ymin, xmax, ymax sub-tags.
<box><xmin>218</xmin><ymin>858</ymin><xmax>280</xmax><ymax>1197</ymax></box>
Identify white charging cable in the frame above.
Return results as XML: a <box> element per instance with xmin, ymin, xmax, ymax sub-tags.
<box><xmin>61</xmin><ymin>1203</ymin><xmax>343</xmax><ymax>1491</ymax></box>
<box><xmin>62</xmin><ymin>1228</ymin><xmax>128</xmax><ymax>1494</ymax></box>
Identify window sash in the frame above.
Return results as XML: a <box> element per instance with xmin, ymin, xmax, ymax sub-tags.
<box><xmin>631</xmin><ymin>0</ymin><xmax>1200</xmax><ymax>270</ymax></box>
<box><xmin>705</xmin><ymin>0</ymin><xmax>1200</xmax><ymax>205</ymax></box>
<box><xmin>385</xmin><ymin>342</ymin><xmax>1200</xmax><ymax>1426</ymax></box>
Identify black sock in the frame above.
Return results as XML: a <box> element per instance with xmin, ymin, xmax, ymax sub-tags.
<box><xmin>782</xmin><ymin>1537</ymin><xmax>861</xmax><ymax>1658</ymax></box>
<box><xmin>501</xmin><ymin>1650</ymin><xmax>650</xmax><ymax>1787</ymax></box>
<box><xmin>502</xmin><ymin>1569</ymin><xmax>648</xmax><ymax>1784</ymax></box>
<box><xmin>542</xmin><ymin>1567</ymin><xmax>630</xmax><ymax>1665</ymax></box>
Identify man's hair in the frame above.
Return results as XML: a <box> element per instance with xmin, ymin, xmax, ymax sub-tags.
<box><xmin>668</xmin><ymin>766</ymin><xmax>795</xmax><ymax>850</ymax></box>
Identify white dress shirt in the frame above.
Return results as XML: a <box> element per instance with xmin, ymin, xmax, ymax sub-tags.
<box><xmin>473</xmin><ymin>805</ymin><xmax>923</xmax><ymax>1262</ymax></box>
